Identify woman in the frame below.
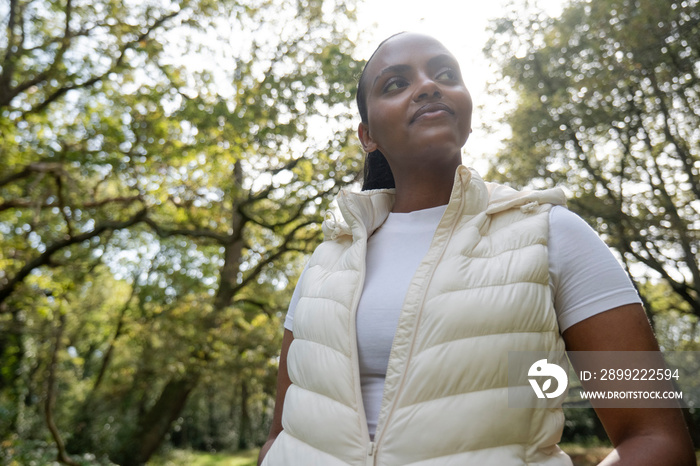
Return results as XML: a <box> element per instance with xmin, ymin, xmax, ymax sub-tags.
<box><xmin>258</xmin><ymin>32</ymin><xmax>694</xmax><ymax>465</ymax></box>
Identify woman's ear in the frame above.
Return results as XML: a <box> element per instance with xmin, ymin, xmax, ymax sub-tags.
<box><xmin>357</xmin><ymin>123</ymin><xmax>378</xmax><ymax>153</ymax></box>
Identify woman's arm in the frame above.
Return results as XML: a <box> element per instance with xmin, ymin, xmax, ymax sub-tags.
<box><xmin>562</xmin><ymin>303</ymin><xmax>695</xmax><ymax>466</ymax></box>
<box><xmin>257</xmin><ymin>328</ymin><xmax>294</xmax><ymax>466</ymax></box>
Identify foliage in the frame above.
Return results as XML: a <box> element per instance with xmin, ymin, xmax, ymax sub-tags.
<box><xmin>0</xmin><ymin>0</ymin><xmax>362</xmax><ymax>463</ymax></box>
<box><xmin>149</xmin><ymin>448</ymin><xmax>258</xmax><ymax>466</ymax></box>
<box><xmin>484</xmin><ymin>0</ymin><xmax>700</xmax><ymax>319</ymax></box>
<box><xmin>0</xmin><ymin>434</ymin><xmax>117</xmax><ymax>466</ymax></box>
<box><xmin>641</xmin><ymin>280</ymin><xmax>699</xmax><ymax>351</ymax></box>
<box><xmin>486</xmin><ymin>0</ymin><xmax>700</xmax><ymax>447</ymax></box>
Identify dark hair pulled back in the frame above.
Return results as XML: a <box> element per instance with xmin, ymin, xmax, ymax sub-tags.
<box><xmin>356</xmin><ymin>34</ymin><xmax>405</xmax><ymax>191</ymax></box>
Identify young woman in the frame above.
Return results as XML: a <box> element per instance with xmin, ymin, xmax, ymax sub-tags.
<box><xmin>258</xmin><ymin>32</ymin><xmax>694</xmax><ymax>465</ymax></box>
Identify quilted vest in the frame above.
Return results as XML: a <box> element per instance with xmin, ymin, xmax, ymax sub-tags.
<box><xmin>262</xmin><ymin>166</ymin><xmax>573</xmax><ymax>466</ymax></box>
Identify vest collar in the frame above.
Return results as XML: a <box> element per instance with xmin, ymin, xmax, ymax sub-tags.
<box><xmin>321</xmin><ymin>165</ymin><xmax>566</xmax><ymax>241</ymax></box>
<box><xmin>323</xmin><ymin>166</ymin><xmax>487</xmax><ymax>241</ymax></box>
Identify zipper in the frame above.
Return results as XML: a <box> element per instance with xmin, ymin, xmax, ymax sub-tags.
<box><xmin>371</xmin><ymin>185</ymin><xmax>466</xmax><ymax>457</ymax></box>
<box><xmin>340</xmin><ymin>193</ymin><xmax>374</xmax><ymax>464</ymax></box>
<box><xmin>367</xmin><ymin>441</ymin><xmax>375</xmax><ymax>465</ymax></box>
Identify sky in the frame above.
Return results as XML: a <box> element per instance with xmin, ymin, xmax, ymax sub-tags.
<box><xmin>165</xmin><ymin>0</ymin><xmax>566</xmax><ymax>173</ymax></box>
<box><xmin>353</xmin><ymin>0</ymin><xmax>564</xmax><ymax>171</ymax></box>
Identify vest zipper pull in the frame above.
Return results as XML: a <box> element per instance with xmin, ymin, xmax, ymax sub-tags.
<box><xmin>368</xmin><ymin>441</ymin><xmax>375</xmax><ymax>456</ymax></box>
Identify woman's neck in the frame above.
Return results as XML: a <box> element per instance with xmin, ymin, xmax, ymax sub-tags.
<box><xmin>390</xmin><ymin>162</ymin><xmax>459</xmax><ymax>213</ymax></box>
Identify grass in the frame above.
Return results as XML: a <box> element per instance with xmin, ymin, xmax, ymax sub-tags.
<box><xmin>2</xmin><ymin>440</ymin><xmax>696</xmax><ymax>465</ymax></box>
<box><xmin>560</xmin><ymin>443</ymin><xmax>613</xmax><ymax>466</ymax></box>
<box><xmin>150</xmin><ymin>446</ymin><xmax>700</xmax><ymax>466</ymax></box>
<box><xmin>148</xmin><ymin>448</ymin><xmax>259</xmax><ymax>466</ymax></box>
<box><xmin>561</xmin><ymin>444</ymin><xmax>700</xmax><ymax>466</ymax></box>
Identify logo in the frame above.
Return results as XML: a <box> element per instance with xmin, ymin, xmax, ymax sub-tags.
<box><xmin>528</xmin><ymin>359</ymin><xmax>568</xmax><ymax>399</ymax></box>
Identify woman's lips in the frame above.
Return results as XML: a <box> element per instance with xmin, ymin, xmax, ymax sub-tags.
<box><xmin>411</xmin><ymin>102</ymin><xmax>454</xmax><ymax>123</ymax></box>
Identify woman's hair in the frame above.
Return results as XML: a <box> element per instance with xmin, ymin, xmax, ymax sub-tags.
<box><xmin>356</xmin><ymin>34</ymin><xmax>404</xmax><ymax>191</ymax></box>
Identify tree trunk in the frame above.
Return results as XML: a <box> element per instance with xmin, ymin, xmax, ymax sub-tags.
<box><xmin>67</xmin><ymin>288</ymin><xmax>135</xmax><ymax>454</ymax></box>
<box><xmin>0</xmin><ymin>304</ymin><xmax>24</xmax><ymax>436</ymax></box>
<box><xmin>114</xmin><ymin>375</ymin><xmax>199</xmax><ymax>466</ymax></box>
<box><xmin>237</xmin><ymin>379</ymin><xmax>250</xmax><ymax>451</ymax></box>
<box><xmin>45</xmin><ymin>313</ymin><xmax>78</xmax><ymax>465</ymax></box>
<box><xmin>681</xmin><ymin>407</ymin><xmax>699</xmax><ymax>448</ymax></box>
<box><xmin>207</xmin><ymin>384</ymin><xmax>218</xmax><ymax>450</ymax></box>
<box><xmin>114</xmin><ymin>164</ymin><xmax>247</xmax><ymax>464</ymax></box>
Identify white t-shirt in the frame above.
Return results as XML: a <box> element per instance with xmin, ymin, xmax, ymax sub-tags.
<box><xmin>283</xmin><ymin>205</ymin><xmax>641</xmax><ymax>435</ymax></box>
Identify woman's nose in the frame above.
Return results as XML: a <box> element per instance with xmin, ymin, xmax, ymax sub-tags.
<box><xmin>413</xmin><ymin>76</ymin><xmax>442</xmax><ymax>101</ymax></box>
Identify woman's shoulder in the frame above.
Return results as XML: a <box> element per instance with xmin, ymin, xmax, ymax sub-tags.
<box><xmin>482</xmin><ymin>179</ymin><xmax>567</xmax><ymax>214</ymax></box>
<box><xmin>548</xmin><ymin>205</ymin><xmax>601</xmax><ymax>239</ymax></box>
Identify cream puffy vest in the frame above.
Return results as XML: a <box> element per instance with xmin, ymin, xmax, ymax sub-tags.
<box><xmin>263</xmin><ymin>166</ymin><xmax>573</xmax><ymax>466</ymax></box>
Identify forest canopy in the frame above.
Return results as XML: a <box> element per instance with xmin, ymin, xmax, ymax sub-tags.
<box><xmin>1</xmin><ymin>0</ymin><xmax>699</xmax><ymax>463</ymax></box>
<box><xmin>0</xmin><ymin>0</ymin><xmax>362</xmax><ymax>463</ymax></box>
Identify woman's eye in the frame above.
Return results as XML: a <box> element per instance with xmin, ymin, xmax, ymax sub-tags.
<box><xmin>437</xmin><ymin>69</ymin><xmax>458</xmax><ymax>81</ymax></box>
<box><xmin>383</xmin><ymin>78</ymin><xmax>407</xmax><ymax>92</ymax></box>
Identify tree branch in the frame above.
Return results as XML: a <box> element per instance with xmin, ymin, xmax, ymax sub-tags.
<box><xmin>231</xmin><ymin>219</ymin><xmax>317</xmax><ymax>296</ymax></box>
<box><xmin>646</xmin><ymin>71</ymin><xmax>700</xmax><ymax>200</ymax></box>
<box><xmin>0</xmin><ymin>162</ymin><xmax>66</xmax><ymax>188</ymax></box>
<box><xmin>13</xmin><ymin>9</ymin><xmax>182</xmax><ymax>115</ymax></box>
<box><xmin>0</xmin><ymin>0</ymin><xmax>20</xmax><ymax>104</ymax></box>
<box><xmin>240</xmin><ymin>200</ymin><xmax>306</xmax><ymax>231</ymax></box>
<box><xmin>64</xmin><ymin>0</ymin><xmax>73</xmax><ymax>43</ymax></box>
<box><xmin>142</xmin><ymin>217</ymin><xmax>229</xmax><ymax>243</ymax></box>
<box><xmin>633</xmin><ymin>109</ymin><xmax>700</xmax><ymax>295</ymax></box>
<box><xmin>231</xmin><ymin>298</ymin><xmax>277</xmax><ymax>317</ymax></box>
<box><xmin>92</xmin><ymin>286</ymin><xmax>136</xmax><ymax>392</ymax></box>
<box><xmin>54</xmin><ymin>174</ymin><xmax>74</xmax><ymax>238</ymax></box>
<box><xmin>0</xmin><ymin>195</ymin><xmax>142</xmax><ymax>213</ymax></box>
<box><xmin>3</xmin><ymin>0</ymin><xmax>18</xmax><ymax>62</ymax></box>
<box><xmin>0</xmin><ymin>208</ymin><xmax>148</xmax><ymax>308</ymax></box>
<box><xmin>628</xmin><ymin>244</ymin><xmax>699</xmax><ymax>317</ymax></box>
<box><xmin>241</xmin><ymin>158</ymin><xmax>303</xmax><ymax>206</ymax></box>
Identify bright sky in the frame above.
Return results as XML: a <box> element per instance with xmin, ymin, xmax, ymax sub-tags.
<box><xmin>354</xmin><ymin>0</ymin><xmax>564</xmax><ymax>172</ymax></box>
<box><xmin>165</xmin><ymin>0</ymin><xmax>565</xmax><ymax>174</ymax></box>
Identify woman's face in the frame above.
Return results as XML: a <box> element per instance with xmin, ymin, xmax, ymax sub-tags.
<box><xmin>358</xmin><ymin>33</ymin><xmax>472</xmax><ymax>175</ymax></box>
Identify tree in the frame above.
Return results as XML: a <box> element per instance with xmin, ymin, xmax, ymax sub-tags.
<box><xmin>484</xmin><ymin>0</ymin><xmax>699</xmax><ymax>319</ymax></box>
<box><xmin>1</xmin><ymin>0</ymin><xmax>363</xmax><ymax>463</ymax></box>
